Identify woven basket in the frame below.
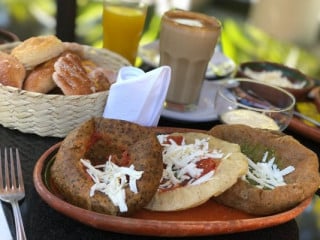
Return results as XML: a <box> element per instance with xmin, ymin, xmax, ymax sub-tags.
<box><xmin>0</xmin><ymin>42</ymin><xmax>130</xmax><ymax>137</ymax></box>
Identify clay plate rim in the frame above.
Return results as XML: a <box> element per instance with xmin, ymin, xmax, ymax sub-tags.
<box><xmin>33</xmin><ymin>127</ymin><xmax>312</xmax><ymax>237</ymax></box>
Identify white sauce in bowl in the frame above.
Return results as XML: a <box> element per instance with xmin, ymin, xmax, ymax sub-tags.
<box><xmin>221</xmin><ymin>109</ymin><xmax>280</xmax><ymax>131</ymax></box>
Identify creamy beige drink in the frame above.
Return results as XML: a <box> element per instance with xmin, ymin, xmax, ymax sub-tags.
<box><xmin>160</xmin><ymin>10</ymin><xmax>221</xmax><ymax>111</ymax></box>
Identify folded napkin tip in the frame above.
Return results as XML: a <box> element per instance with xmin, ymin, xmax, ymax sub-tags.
<box><xmin>103</xmin><ymin>66</ymin><xmax>171</xmax><ymax>127</ymax></box>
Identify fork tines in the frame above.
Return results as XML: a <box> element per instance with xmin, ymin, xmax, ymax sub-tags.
<box><xmin>0</xmin><ymin>148</ymin><xmax>24</xmax><ymax>191</ymax></box>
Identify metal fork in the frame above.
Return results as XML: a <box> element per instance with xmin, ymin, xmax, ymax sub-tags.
<box><xmin>0</xmin><ymin>148</ymin><xmax>27</xmax><ymax>240</ymax></box>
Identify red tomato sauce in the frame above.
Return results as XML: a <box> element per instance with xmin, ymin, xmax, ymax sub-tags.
<box><xmin>159</xmin><ymin>135</ymin><xmax>221</xmax><ymax>192</ymax></box>
<box><xmin>163</xmin><ymin>135</ymin><xmax>184</xmax><ymax>145</ymax></box>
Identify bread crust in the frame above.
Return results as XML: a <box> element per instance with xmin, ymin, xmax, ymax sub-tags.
<box><xmin>23</xmin><ymin>57</ymin><xmax>58</xmax><ymax>93</ymax></box>
<box><xmin>0</xmin><ymin>51</ymin><xmax>26</xmax><ymax>88</ymax></box>
<box><xmin>209</xmin><ymin>124</ymin><xmax>320</xmax><ymax>215</ymax></box>
<box><xmin>11</xmin><ymin>35</ymin><xmax>64</xmax><ymax>70</ymax></box>
<box><xmin>52</xmin><ymin>52</ymin><xmax>94</xmax><ymax>95</ymax></box>
<box><xmin>50</xmin><ymin>118</ymin><xmax>163</xmax><ymax>216</ymax></box>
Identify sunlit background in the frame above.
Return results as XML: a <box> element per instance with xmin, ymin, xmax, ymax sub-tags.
<box><xmin>0</xmin><ymin>0</ymin><xmax>320</xmax><ymax>239</ymax></box>
<box><xmin>1</xmin><ymin>0</ymin><xmax>320</xmax><ymax>79</ymax></box>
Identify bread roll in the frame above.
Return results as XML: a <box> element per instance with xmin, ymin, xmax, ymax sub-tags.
<box><xmin>23</xmin><ymin>57</ymin><xmax>57</xmax><ymax>93</ymax></box>
<box><xmin>82</xmin><ymin>60</ymin><xmax>114</xmax><ymax>92</ymax></box>
<box><xmin>11</xmin><ymin>35</ymin><xmax>64</xmax><ymax>70</ymax></box>
<box><xmin>0</xmin><ymin>51</ymin><xmax>26</xmax><ymax>89</ymax></box>
<box><xmin>53</xmin><ymin>52</ymin><xmax>94</xmax><ymax>95</ymax></box>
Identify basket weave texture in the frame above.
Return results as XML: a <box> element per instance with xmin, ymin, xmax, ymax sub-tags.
<box><xmin>0</xmin><ymin>43</ymin><xmax>130</xmax><ymax>137</ymax></box>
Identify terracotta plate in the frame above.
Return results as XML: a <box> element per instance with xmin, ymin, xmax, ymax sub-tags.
<box><xmin>33</xmin><ymin>127</ymin><xmax>312</xmax><ymax>237</ymax></box>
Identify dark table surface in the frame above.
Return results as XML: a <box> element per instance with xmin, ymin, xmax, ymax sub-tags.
<box><xmin>0</xmin><ymin>116</ymin><xmax>319</xmax><ymax>240</ymax></box>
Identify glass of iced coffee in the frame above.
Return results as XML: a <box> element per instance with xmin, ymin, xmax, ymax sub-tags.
<box><xmin>160</xmin><ymin>9</ymin><xmax>221</xmax><ymax>112</ymax></box>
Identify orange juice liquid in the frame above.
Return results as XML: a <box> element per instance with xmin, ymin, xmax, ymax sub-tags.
<box><xmin>103</xmin><ymin>5</ymin><xmax>146</xmax><ymax>64</ymax></box>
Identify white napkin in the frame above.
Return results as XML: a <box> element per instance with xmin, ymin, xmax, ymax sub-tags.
<box><xmin>103</xmin><ymin>66</ymin><xmax>171</xmax><ymax>126</ymax></box>
<box><xmin>0</xmin><ymin>203</ymin><xmax>12</xmax><ymax>240</ymax></box>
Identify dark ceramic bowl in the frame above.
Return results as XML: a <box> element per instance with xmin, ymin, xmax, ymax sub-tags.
<box><xmin>236</xmin><ymin>61</ymin><xmax>315</xmax><ymax>100</ymax></box>
<box><xmin>0</xmin><ymin>28</ymin><xmax>19</xmax><ymax>44</ymax></box>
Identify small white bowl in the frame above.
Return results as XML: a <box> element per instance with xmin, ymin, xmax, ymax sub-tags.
<box><xmin>214</xmin><ymin>78</ymin><xmax>296</xmax><ymax>131</ymax></box>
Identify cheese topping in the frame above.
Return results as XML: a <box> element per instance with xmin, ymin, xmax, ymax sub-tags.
<box><xmin>157</xmin><ymin>134</ymin><xmax>227</xmax><ymax>190</ymax></box>
<box><xmin>242</xmin><ymin>151</ymin><xmax>295</xmax><ymax>189</ymax></box>
<box><xmin>80</xmin><ymin>157</ymin><xmax>143</xmax><ymax>212</ymax></box>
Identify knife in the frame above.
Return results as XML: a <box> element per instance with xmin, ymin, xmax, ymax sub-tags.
<box><xmin>0</xmin><ymin>203</ymin><xmax>12</xmax><ymax>240</ymax></box>
<box><xmin>293</xmin><ymin>111</ymin><xmax>320</xmax><ymax>127</ymax></box>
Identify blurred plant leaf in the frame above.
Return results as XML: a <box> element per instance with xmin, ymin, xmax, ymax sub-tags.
<box><xmin>2</xmin><ymin>0</ymin><xmax>54</xmax><ymax>21</ymax></box>
<box><xmin>140</xmin><ymin>14</ymin><xmax>161</xmax><ymax>45</ymax></box>
<box><xmin>221</xmin><ymin>19</ymin><xmax>320</xmax><ymax>79</ymax></box>
<box><xmin>76</xmin><ymin>0</ymin><xmax>103</xmax><ymax>47</ymax></box>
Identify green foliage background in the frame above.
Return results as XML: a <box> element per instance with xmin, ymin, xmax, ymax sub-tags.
<box><xmin>1</xmin><ymin>0</ymin><xmax>319</xmax><ymax>79</ymax></box>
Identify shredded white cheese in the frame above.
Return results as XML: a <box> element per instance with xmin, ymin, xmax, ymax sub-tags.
<box><xmin>243</xmin><ymin>68</ymin><xmax>306</xmax><ymax>89</ymax></box>
<box><xmin>242</xmin><ymin>151</ymin><xmax>295</xmax><ymax>189</ymax></box>
<box><xmin>157</xmin><ymin>134</ymin><xmax>227</xmax><ymax>190</ymax></box>
<box><xmin>80</xmin><ymin>157</ymin><xmax>143</xmax><ymax>212</ymax></box>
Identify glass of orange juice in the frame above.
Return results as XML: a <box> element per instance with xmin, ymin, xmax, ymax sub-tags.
<box><xmin>102</xmin><ymin>0</ymin><xmax>147</xmax><ymax>65</ymax></box>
